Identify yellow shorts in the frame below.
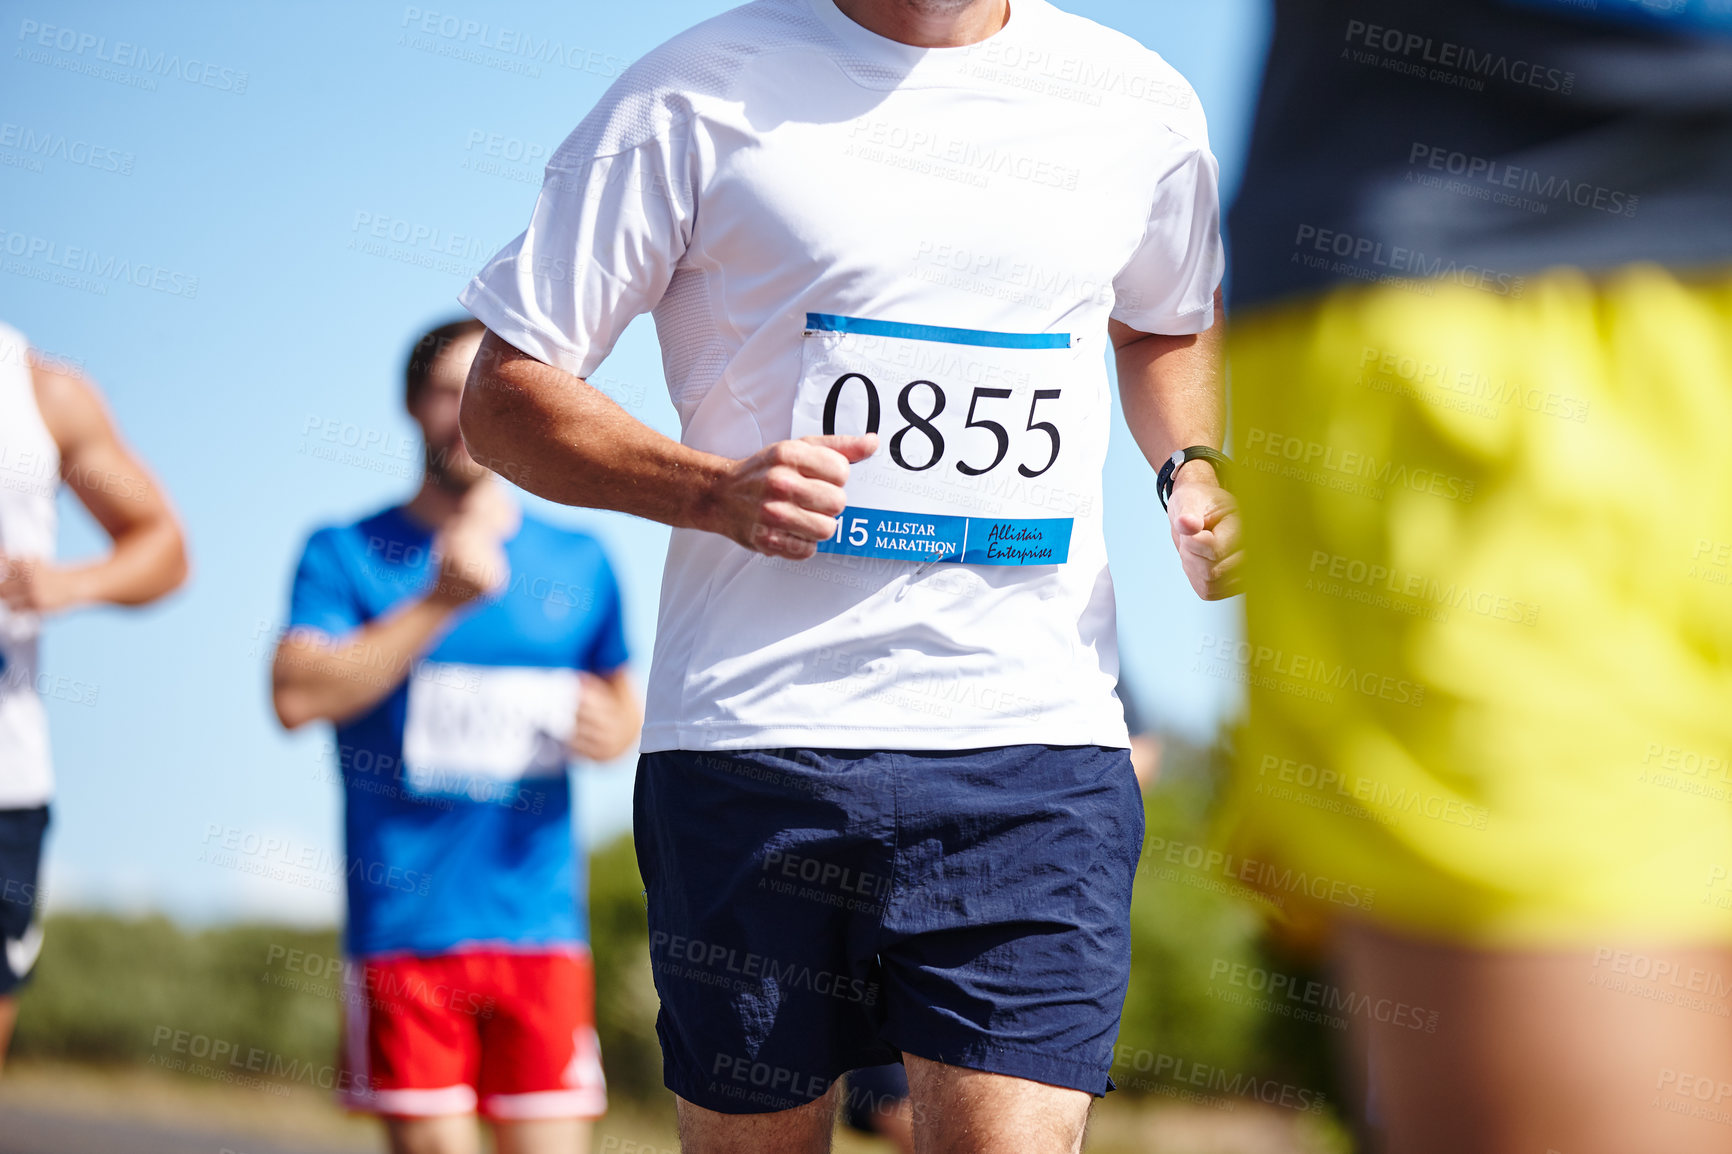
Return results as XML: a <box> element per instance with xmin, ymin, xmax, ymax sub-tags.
<box><xmin>1217</xmin><ymin>264</ymin><xmax>1732</xmax><ymax>948</ymax></box>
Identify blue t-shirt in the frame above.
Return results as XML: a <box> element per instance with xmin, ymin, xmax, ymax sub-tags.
<box><xmin>287</xmin><ymin>504</ymin><xmax>628</xmax><ymax>958</ymax></box>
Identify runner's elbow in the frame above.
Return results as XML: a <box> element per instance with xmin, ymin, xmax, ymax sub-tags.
<box><xmin>272</xmin><ymin>685</ymin><xmax>316</xmax><ymax>731</ymax></box>
<box><xmin>457</xmin><ymin>377</ymin><xmax>509</xmax><ymax>461</ymax></box>
<box><xmin>270</xmin><ymin>659</ymin><xmax>325</xmax><ymax>730</ymax></box>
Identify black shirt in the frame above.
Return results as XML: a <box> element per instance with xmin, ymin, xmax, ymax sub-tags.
<box><xmin>1228</xmin><ymin>0</ymin><xmax>1732</xmax><ymax>310</ymax></box>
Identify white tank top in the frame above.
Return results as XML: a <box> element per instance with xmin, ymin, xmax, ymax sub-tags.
<box><xmin>0</xmin><ymin>322</ymin><xmax>58</xmax><ymax>808</ymax></box>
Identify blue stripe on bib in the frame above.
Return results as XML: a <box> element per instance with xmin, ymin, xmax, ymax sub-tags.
<box><xmin>804</xmin><ymin>313</ymin><xmax>1073</xmax><ymax>350</ymax></box>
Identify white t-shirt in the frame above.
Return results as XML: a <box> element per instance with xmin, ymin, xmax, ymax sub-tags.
<box><xmin>0</xmin><ymin>322</ymin><xmax>58</xmax><ymax>807</ymax></box>
<box><xmin>461</xmin><ymin>0</ymin><xmax>1223</xmax><ymax>753</ymax></box>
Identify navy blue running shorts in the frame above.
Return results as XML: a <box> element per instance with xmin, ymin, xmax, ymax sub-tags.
<box><xmin>0</xmin><ymin>805</ymin><xmax>49</xmax><ymax>997</ymax></box>
<box><xmin>633</xmin><ymin>745</ymin><xmax>1143</xmax><ymax>1115</ymax></box>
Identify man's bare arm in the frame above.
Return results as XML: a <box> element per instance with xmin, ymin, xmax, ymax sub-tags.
<box><xmin>0</xmin><ymin>360</ymin><xmax>188</xmax><ymax>615</ymax></box>
<box><xmin>460</xmin><ymin>332</ymin><xmax>876</xmax><ymax>561</ymax></box>
<box><xmin>271</xmin><ymin>501</ymin><xmax>507</xmax><ymax>729</ymax></box>
<box><xmin>272</xmin><ymin>602</ymin><xmax>464</xmax><ymax>730</ymax></box>
<box><xmin>1111</xmin><ymin>290</ymin><xmax>1242</xmax><ymax>600</ymax></box>
<box><xmin>570</xmin><ymin>666</ymin><xmax>642</xmax><ymax>763</ymax></box>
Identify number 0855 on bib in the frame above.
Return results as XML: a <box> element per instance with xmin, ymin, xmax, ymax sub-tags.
<box><xmin>791</xmin><ymin>314</ymin><xmax>1090</xmax><ymax>566</ymax></box>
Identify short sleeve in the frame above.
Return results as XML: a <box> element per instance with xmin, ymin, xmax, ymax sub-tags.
<box><xmin>287</xmin><ymin>528</ymin><xmax>363</xmax><ymax>639</ymax></box>
<box><xmin>1110</xmin><ymin>130</ymin><xmax>1225</xmax><ymax>336</ymax></box>
<box><xmin>459</xmin><ymin>83</ymin><xmax>698</xmax><ymax>379</ymax></box>
<box><xmin>581</xmin><ymin>556</ymin><xmax>629</xmax><ymax>675</ymax></box>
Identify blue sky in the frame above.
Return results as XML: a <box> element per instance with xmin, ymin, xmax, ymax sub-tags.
<box><xmin>2</xmin><ymin>0</ymin><xmax>1269</xmax><ymax>924</ymax></box>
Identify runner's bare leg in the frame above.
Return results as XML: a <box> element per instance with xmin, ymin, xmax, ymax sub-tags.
<box><xmin>385</xmin><ymin>1115</ymin><xmax>480</xmax><ymax>1154</ymax></box>
<box><xmin>676</xmin><ymin>1082</ymin><xmax>840</xmax><ymax>1154</ymax></box>
<box><xmin>493</xmin><ymin>1118</ymin><xmax>590</xmax><ymax>1154</ymax></box>
<box><xmin>1337</xmin><ymin>921</ymin><xmax>1732</xmax><ymax>1154</ymax></box>
<box><xmin>905</xmin><ymin>1055</ymin><xmax>1090</xmax><ymax>1154</ymax></box>
<box><xmin>0</xmin><ymin>996</ymin><xmax>17</xmax><ymax>1076</ymax></box>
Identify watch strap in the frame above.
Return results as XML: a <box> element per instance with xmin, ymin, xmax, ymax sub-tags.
<box><xmin>1157</xmin><ymin>445</ymin><xmax>1230</xmax><ymax>510</ymax></box>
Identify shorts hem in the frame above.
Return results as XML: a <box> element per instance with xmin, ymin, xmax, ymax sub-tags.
<box><xmin>340</xmin><ymin>1084</ymin><xmax>478</xmax><ymax>1117</ymax></box>
<box><xmin>664</xmin><ymin>1040</ymin><xmax>1110</xmax><ymax>1116</ymax></box>
<box><xmin>480</xmin><ymin>1087</ymin><xmax>608</xmax><ymax>1121</ymax></box>
<box><xmin>888</xmin><ymin>1031</ymin><xmax>1112</xmax><ymax>1097</ymax></box>
<box><xmin>663</xmin><ymin>1072</ymin><xmax>842</xmax><ymax>1116</ymax></box>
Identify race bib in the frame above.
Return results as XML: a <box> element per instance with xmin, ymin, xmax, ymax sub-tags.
<box><xmin>402</xmin><ymin>663</ymin><xmax>578</xmax><ymax>796</ymax></box>
<box><xmin>790</xmin><ymin>314</ymin><xmax>1089</xmax><ymax>565</ymax></box>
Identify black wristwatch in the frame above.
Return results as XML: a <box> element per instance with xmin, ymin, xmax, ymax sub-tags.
<box><xmin>1156</xmin><ymin>446</ymin><xmax>1230</xmax><ymax>510</ymax></box>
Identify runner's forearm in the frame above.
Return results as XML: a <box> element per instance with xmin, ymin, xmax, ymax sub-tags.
<box><xmin>49</xmin><ymin>515</ymin><xmax>186</xmax><ymax>610</ymax></box>
<box><xmin>461</xmin><ymin>333</ymin><xmax>731</xmax><ymax>533</ymax></box>
<box><xmin>1113</xmin><ymin>292</ymin><xmax>1226</xmax><ymax>490</ymax></box>
<box><xmin>270</xmin><ymin>595</ymin><xmax>461</xmax><ymax>728</ymax></box>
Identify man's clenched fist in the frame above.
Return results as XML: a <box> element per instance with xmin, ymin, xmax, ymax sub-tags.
<box><xmin>704</xmin><ymin>434</ymin><xmax>878</xmax><ymax>561</ymax></box>
<box><xmin>0</xmin><ymin>553</ymin><xmax>73</xmax><ymax>616</ymax></box>
<box><xmin>1168</xmin><ymin>472</ymin><xmax>1243</xmax><ymax>601</ymax></box>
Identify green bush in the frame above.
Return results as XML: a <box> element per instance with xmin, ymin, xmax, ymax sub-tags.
<box><xmin>1114</xmin><ymin>739</ymin><xmax>1348</xmax><ymax>1119</ymax></box>
<box><xmin>588</xmin><ymin>831</ymin><xmax>665</xmax><ymax>1105</ymax></box>
<box><xmin>1115</xmin><ymin>759</ymin><xmax>1269</xmax><ymax>1090</ymax></box>
<box><xmin>13</xmin><ymin>916</ymin><xmax>340</xmax><ymax>1070</ymax></box>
